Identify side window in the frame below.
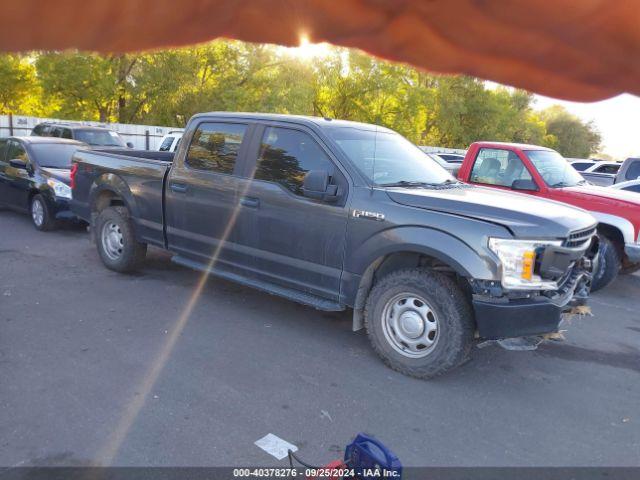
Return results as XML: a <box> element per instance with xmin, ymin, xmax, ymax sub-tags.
<box><xmin>32</xmin><ymin>125</ymin><xmax>44</xmax><ymax>136</ymax></box>
<box><xmin>625</xmin><ymin>162</ymin><xmax>640</xmax><ymax>180</ymax></box>
<box><xmin>254</xmin><ymin>127</ymin><xmax>334</xmax><ymax>196</ymax></box>
<box><xmin>624</xmin><ymin>184</ymin><xmax>640</xmax><ymax>193</ymax></box>
<box><xmin>51</xmin><ymin>127</ymin><xmax>63</xmax><ymax>137</ymax></box>
<box><xmin>185</xmin><ymin>123</ymin><xmax>247</xmax><ymax>173</ymax></box>
<box><xmin>159</xmin><ymin>136</ymin><xmax>174</xmax><ymax>151</ymax></box>
<box><xmin>61</xmin><ymin>128</ymin><xmax>73</xmax><ymax>139</ymax></box>
<box><xmin>470</xmin><ymin>148</ymin><xmax>532</xmax><ymax>187</ymax></box>
<box><xmin>7</xmin><ymin>141</ymin><xmax>28</xmax><ymax>162</ymax></box>
<box><xmin>0</xmin><ymin>139</ymin><xmax>8</xmax><ymax>163</ymax></box>
<box><xmin>593</xmin><ymin>164</ymin><xmax>619</xmax><ymax>174</ymax></box>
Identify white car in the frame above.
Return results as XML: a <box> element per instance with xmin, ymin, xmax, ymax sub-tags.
<box><xmin>583</xmin><ymin>161</ymin><xmax>622</xmax><ymax>175</ymax></box>
<box><xmin>611</xmin><ymin>179</ymin><xmax>640</xmax><ymax>193</ymax></box>
<box><xmin>158</xmin><ymin>131</ymin><xmax>184</xmax><ymax>152</ymax></box>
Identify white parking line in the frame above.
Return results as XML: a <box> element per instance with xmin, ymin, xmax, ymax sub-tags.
<box><xmin>255</xmin><ymin>433</ymin><xmax>298</xmax><ymax>460</ymax></box>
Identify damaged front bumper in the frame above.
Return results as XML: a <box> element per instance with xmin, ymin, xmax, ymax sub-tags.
<box><xmin>471</xmin><ymin>240</ymin><xmax>596</xmax><ymax>340</ymax></box>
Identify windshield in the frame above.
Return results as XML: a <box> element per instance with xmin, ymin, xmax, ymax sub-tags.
<box><xmin>75</xmin><ymin>129</ymin><xmax>125</xmax><ymax>147</ymax></box>
<box><xmin>526</xmin><ymin>150</ymin><xmax>585</xmax><ymax>187</ymax></box>
<box><xmin>31</xmin><ymin>143</ymin><xmax>81</xmax><ymax>168</ymax></box>
<box><xmin>327</xmin><ymin>127</ymin><xmax>453</xmax><ymax>186</ymax></box>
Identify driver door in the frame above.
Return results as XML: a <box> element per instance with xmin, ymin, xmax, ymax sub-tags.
<box><xmin>3</xmin><ymin>140</ymin><xmax>32</xmax><ymax>211</ymax></box>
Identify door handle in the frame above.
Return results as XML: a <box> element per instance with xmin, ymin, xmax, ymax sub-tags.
<box><xmin>170</xmin><ymin>183</ymin><xmax>188</xmax><ymax>193</ymax></box>
<box><xmin>240</xmin><ymin>196</ymin><xmax>260</xmax><ymax>208</ymax></box>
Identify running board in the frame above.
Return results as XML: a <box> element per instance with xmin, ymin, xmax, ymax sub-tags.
<box><xmin>171</xmin><ymin>255</ymin><xmax>345</xmax><ymax>312</ymax></box>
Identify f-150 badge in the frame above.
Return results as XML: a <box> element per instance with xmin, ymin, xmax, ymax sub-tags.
<box><xmin>352</xmin><ymin>209</ymin><xmax>385</xmax><ymax>221</ymax></box>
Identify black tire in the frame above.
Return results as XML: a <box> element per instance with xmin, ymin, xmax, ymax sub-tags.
<box><xmin>591</xmin><ymin>235</ymin><xmax>621</xmax><ymax>292</ymax></box>
<box><xmin>94</xmin><ymin>206</ymin><xmax>147</xmax><ymax>273</ymax></box>
<box><xmin>30</xmin><ymin>194</ymin><xmax>58</xmax><ymax>231</ymax></box>
<box><xmin>364</xmin><ymin>268</ymin><xmax>475</xmax><ymax>379</ymax></box>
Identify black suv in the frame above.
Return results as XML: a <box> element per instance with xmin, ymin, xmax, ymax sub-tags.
<box><xmin>32</xmin><ymin>122</ymin><xmax>133</xmax><ymax>148</ymax></box>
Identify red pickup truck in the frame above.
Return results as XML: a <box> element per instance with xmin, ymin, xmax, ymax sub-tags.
<box><xmin>457</xmin><ymin>142</ymin><xmax>640</xmax><ymax>291</ymax></box>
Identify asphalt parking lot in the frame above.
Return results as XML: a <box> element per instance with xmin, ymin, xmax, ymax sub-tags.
<box><xmin>1</xmin><ymin>210</ymin><xmax>639</xmax><ymax>468</ymax></box>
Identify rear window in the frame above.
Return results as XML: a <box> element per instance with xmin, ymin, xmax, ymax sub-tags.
<box><xmin>31</xmin><ymin>144</ymin><xmax>82</xmax><ymax>168</ymax></box>
<box><xmin>571</xmin><ymin>162</ymin><xmax>593</xmax><ymax>171</ymax></box>
<box><xmin>626</xmin><ymin>161</ymin><xmax>640</xmax><ymax>181</ymax></box>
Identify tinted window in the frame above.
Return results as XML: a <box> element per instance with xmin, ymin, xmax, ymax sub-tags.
<box><xmin>186</xmin><ymin>123</ymin><xmax>246</xmax><ymax>173</ymax></box>
<box><xmin>51</xmin><ymin>127</ymin><xmax>64</xmax><ymax>137</ymax></box>
<box><xmin>470</xmin><ymin>148</ymin><xmax>532</xmax><ymax>187</ymax></box>
<box><xmin>0</xmin><ymin>139</ymin><xmax>8</xmax><ymax>163</ymax></box>
<box><xmin>32</xmin><ymin>125</ymin><xmax>45</xmax><ymax>136</ymax></box>
<box><xmin>622</xmin><ymin>184</ymin><xmax>640</xmax><ymax>193</ymax></box>
<box><xmin>61</xmin><ymin>129</ymin><xmax>73</xmax><ymax>139</ymax></box>
<box><xmin>571</xmin><ymin>162</ymin><xmax>593</xmax><ymax>171</ymax></box>
<box><xmin>254</xmin><ymin>127</ymin><xmax>333</xmax><ymax>195</ymax></box>
<box><xmin>159</xmin><ymin>136</ymin><xmax>174</xmax><ymax>151</ymax></box>
<box><xmin>438</xmin><ymin>154</ymin><xmax>464</xmax><ymax>163</ymax></box>
<box><xmin>7</xmin><ymin>141</ymin><xmax>28</xmax><ymax>162</ymax></box>
<box><xmin>593</xmin><ymin>164</ymin><xmax>619</xmax><ymax>174</ymax></box>
<box><xmin>31</xmin><ymin>144</ymin><xmax>80</xmax><ymax>168</ymax></box>
<box><xmin>625</xmin><ymin>161</ymin><xmax>640</xmax><ymax>180</ymax></box>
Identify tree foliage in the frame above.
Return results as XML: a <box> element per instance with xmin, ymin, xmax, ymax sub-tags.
<box><xmin>0</xmin><ymin>40</ymin><xmax>601</xmax><ymax>155</ymax></box>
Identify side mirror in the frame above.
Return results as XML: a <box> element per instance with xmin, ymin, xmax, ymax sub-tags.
<box><xmin>511</xmin><ymin>179</ymin><xmax>539</xmax><ymax>192</ymax></box>
<box><xmin>9</xmin><ymin>158</ymin><xmax>27</xmax><ymax>170</ymax></box>
<box><xmin>303</xmin><ymin>170</ymin><xmax>338</xmax><ymax>202</ymax></box>
<box><xmin>126</xmin><ymin>142</ymin><xmax>134</xmax><ymax>148</ymax></box>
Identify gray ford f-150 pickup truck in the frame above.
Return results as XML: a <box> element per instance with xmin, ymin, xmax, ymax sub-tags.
<box><xmin>71</xmin><ymin>112</ymin><xmax>598</xmax><ymax>378</ymax></box>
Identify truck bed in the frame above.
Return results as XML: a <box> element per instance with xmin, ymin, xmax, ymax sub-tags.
<box><xmin>71</xmin><ymin>148</ymin><xmax>173</xmax><ymax>247</ymax></box>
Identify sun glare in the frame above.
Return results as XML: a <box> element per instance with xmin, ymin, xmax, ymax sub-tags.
<box><xmin>278</xmin><ymin>34</ymin><xmax>332</xmax><ymax>61</ymax></box>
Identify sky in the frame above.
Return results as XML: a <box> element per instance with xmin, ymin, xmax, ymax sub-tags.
<box><xmin>533</xmin><ymin>94</ymin><xmax>640</xmax><ymax>160</ymax></box>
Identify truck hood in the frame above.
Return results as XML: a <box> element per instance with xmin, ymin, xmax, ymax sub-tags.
<box><xmin>40</xmin><ymin>167</ymin><xmax>71</xmax><ymax>185</ymax></box>
<box><xmin>564</xmin><ymin>184</ymin><xmax>640</xmax><ymax>206</ymax></box>
<box><xmin>386</xmin><ymin>185</ymin><xmax>596</xmax><ymax>239</ymax></box>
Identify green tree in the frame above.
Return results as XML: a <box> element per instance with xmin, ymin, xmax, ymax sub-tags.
<box><xmin>540</xmin><ymin>105</ymin><xmax>601</xmax><ymax>157</ymax></box>
<box><xmin>0</xmin><ymin>54</ymin><xmax>42</xmax><ymax>115</ymax></box>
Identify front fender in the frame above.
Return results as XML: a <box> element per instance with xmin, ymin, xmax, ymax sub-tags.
<box><xmin>346</xmin><ymin>226</ymin><xmax>499</xmax><ymax>280</ymax></box>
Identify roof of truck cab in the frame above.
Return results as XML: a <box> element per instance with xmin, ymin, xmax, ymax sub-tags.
<box><xmin>471</xmin><ymin>141</ymin><xmax>555</xmax><ymax>151</ymax></box>
<box><xmin>192</xmin><ymin>112</ymin><xmax>394</xmax><ymax>132</ymax></box>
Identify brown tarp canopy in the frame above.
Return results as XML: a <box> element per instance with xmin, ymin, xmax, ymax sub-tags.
<box><xmin>3</xmin><ymin>0</ymin><xmax>638</xmax><ymax>101</ymax></box>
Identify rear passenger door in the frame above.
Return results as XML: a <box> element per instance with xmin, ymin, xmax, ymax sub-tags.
<box><xmin>235</xmin><ymin>124</ymin><xmax>350</xmax><ymax>301</ymax></box>
<box><xmin>165</xmin><ymin>121</ymin><xmax>253</xmax><ymax>267</ymax></box>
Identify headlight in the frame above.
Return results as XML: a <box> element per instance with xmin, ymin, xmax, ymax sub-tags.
<box><xmin>488</xmin><ymin>238</ymin><xmax>562</xmax><ymax>290</ymax></box>
<box><xmin>47</xmin><ymin>178</ymin><xmax>72</xmax><ymax>199</ymax></box>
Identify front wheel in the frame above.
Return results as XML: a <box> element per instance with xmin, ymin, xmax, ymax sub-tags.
<box><xmin>591</xmin><ymin>236</ymin><xmax>620</xmax><ymax>292</ymax></box>
<box><xmin>94</xmin><ymin>206</ymin><xmax>147</xmax><ymax>273</ymax></box>
<box><xmin>365</xmin><ymin>268</ymin><xmax>475</xmax><ymax>379</ymax></box>
<box><xmin>31</xmin><ymin>194</ymin><xmax>57</xmax><ymax>231</ymax></box>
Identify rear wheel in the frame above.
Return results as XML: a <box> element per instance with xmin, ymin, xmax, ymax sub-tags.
<box><xmin>591</xmin><ymin>235</ymin><xmax>620</xmax><ymax>291</ymax></box>
<box><xmin>365</xmin><ymin>268</ymin><xmax>474</xmax><ymax>379</ymax></box>
<box><xmin>31</xmin><ymin>194</ymin><xmax>57</xmax><ymax>231</ymax></box>
<box><xmin>94</xmin><ymin>206</ymin><xmax>147</xmax><ymax>272</ymax></box>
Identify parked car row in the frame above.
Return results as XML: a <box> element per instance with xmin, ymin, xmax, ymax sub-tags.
<box><xmin>568</xmin><ymin>157</ymin><xmax>640</xmax><ymax>187</ymax></box>
<box><xmin>1</xmin><ymin>112</ymin><xmax>638</xmax><ymax>379</ymax></box>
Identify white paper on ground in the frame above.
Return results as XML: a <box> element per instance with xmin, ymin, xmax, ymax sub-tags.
<box><xmin>254</xmin><ymin>433</ymin><xmax>298</xmax><ymax>460</ymax></box>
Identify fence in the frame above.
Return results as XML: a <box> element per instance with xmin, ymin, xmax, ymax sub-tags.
<box><xmin>0</xmin><ymin>114</ymin><xmax>183</xmax><ymax>150</ymax></box>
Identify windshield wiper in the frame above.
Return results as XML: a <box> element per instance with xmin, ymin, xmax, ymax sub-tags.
<box><xmin>380</xmin><ymin>180</ymin><xmax>456</xmax><ymax>188</ymax></box>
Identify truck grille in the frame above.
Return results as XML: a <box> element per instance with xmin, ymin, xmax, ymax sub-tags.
<box><xmin>564</xmin><ymin>227</ymin><xmax>597</xmax><ymax>249</ymax></box>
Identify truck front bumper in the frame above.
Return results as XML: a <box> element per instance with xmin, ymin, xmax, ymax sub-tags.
<box><xmin>473</xmin><ymin>265</ymin><xmax>591</xmax><ymax>340</ymax></box>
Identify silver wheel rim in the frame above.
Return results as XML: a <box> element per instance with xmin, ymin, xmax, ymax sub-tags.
<box><xmin>32</xmin><ymin>199</ymin><xmax>44</xmax><ymax>226</ymax></box>
<box><xmin>381</xmin><ymin>293</ymin><xmax>439</xmax><ymax>358</ymax></box>
<box><xmin>101</xmin><ymin>222</ymin><xmax>124</xmax><ymax>260</ymax></box>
